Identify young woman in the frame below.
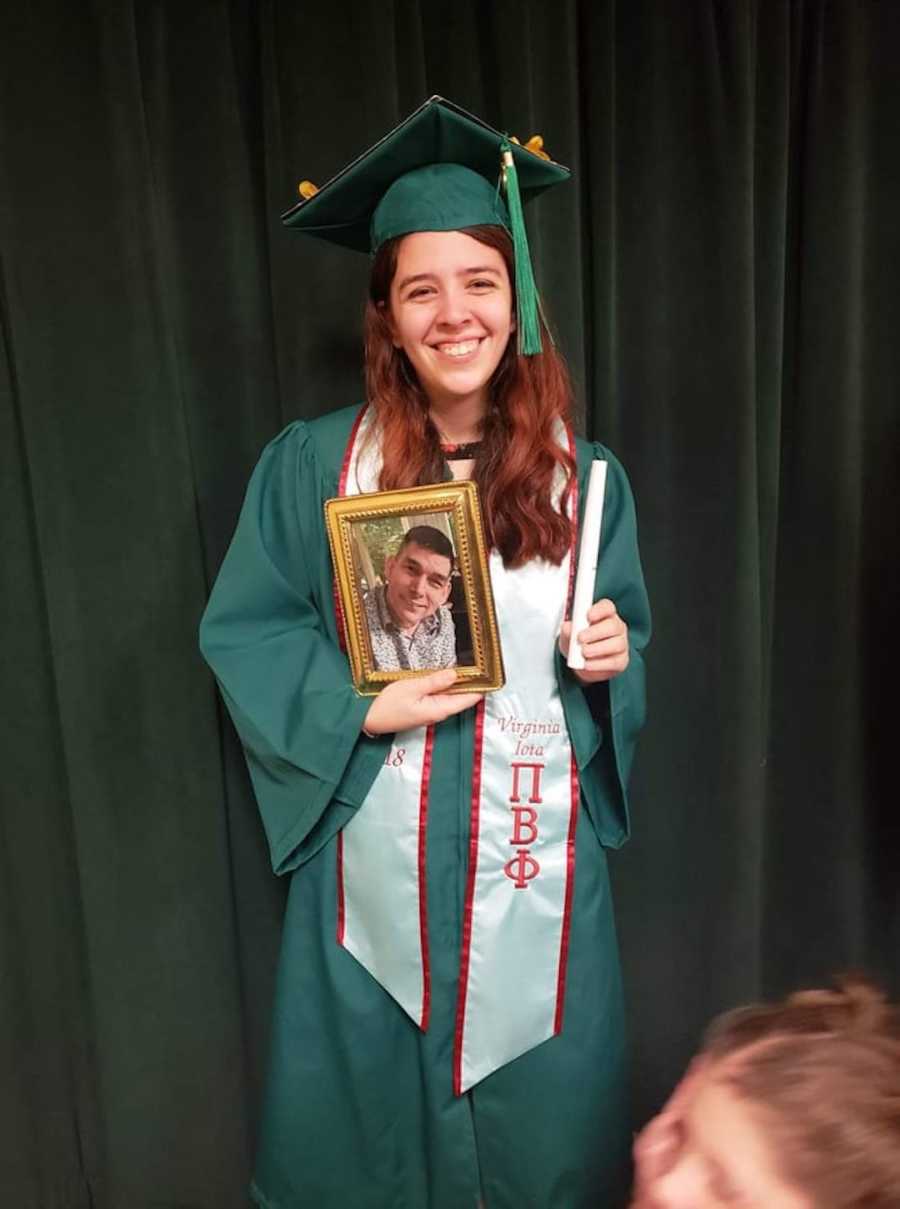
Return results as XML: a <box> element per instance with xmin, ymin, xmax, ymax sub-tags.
<box><xmin>201</xmin><ymin>98</ymin><xmax>650</xmax><ymax>1209</ymax></box>
<box><xmin>630</xmin><ymin>979</ymin><xmax>900</xmax><ymax>1209</ymax></box>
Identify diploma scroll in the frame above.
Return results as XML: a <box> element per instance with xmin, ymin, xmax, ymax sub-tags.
<box><xmin>566</xmin><ymin>460</ymin><xmax>608</xmax><ymax>671</ymax></box>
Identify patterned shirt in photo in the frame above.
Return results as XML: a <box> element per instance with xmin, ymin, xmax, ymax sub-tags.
<box><xmin>363</xmin><ymin>584</ymin><xmax>457</xmax><ymax>671</ymax></box>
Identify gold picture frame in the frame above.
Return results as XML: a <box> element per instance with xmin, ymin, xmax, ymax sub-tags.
<box><xmin>324</xmin><ymin>481</ymin><xmax>505</xmax><ymax>696</ymax></box>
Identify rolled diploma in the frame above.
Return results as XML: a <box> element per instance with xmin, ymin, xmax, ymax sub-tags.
<box><xmin>566</xmin><ymin>460</ymin><xmax>608</xmax><ymax>670</ymax></box>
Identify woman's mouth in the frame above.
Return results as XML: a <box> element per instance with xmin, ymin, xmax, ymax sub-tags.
<box><xmin>433</xmin><ymin>338</ymin><xmax>482</xmax><ymax>360</ymax></box>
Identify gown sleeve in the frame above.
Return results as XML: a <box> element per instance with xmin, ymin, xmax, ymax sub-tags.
<box><xmin>199</xmin><ymin>422</ymin><xmax>388</xmax><ymax>875</ymax></box>
<box><xmin>559</xmin><ymin>444</ymin><xmax>651</xmax><ymax>848</ymax></box>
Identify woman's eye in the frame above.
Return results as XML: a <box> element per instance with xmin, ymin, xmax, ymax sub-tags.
<box><xmin>469</xmin><ymin>279</ymin><xmax>495</xmax><ymax>291</ymax></box>
<box><xmin>407</xmin><ymin>287</ymin><xmax>434</xmax><ymax>300</ymax></box>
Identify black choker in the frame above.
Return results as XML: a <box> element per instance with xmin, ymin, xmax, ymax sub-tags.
<box><xmin>440</xmin><ymin>441</ymin><xmax>482</xmax><ymax>461</ymax></box>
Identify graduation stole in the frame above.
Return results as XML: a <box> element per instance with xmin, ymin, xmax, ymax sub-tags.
<box><xmin>336</xmin><ymin>405</ymin><xmax>579</xmax><ymax>1093</ymax></box>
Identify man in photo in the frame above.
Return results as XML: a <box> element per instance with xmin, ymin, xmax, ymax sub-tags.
<box><xmin>364</xmin><ymin>524</ymin><xmax>457</xmax><ymax>671</ymax></box>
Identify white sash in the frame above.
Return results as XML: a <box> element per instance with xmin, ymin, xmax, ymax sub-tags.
<box><xmin>337</xmin><ymin>406</ymin><xmax>579</xmax><ymax>1092</ymax></box>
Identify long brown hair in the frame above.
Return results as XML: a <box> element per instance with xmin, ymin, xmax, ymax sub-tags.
<box><xmin>703</xmin><ymin>978</ymin><xmax>900</xmax><ymax>1208</ymax></box>
<box><xmin>363</xmin><ymin>225</ymin><xmax>576</xmax><ymax>568</ymax></box>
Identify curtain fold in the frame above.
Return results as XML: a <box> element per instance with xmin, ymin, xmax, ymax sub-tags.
<box><xmin>1</xmin><ymin>2</ymin><xmax>897</xmax><ymax>1205</ymax></box>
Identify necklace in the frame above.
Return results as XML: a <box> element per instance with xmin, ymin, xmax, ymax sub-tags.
<box><xmin>440</xmin><ymin>440</ymin><xmax>482</xmax><ymax>461</ymax></box>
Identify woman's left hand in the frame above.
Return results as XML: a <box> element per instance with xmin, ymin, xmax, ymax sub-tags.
<box><xmin>558</xmin><ymin>598</ymin><xmax>629</xmax><ymax>684</ymax></box>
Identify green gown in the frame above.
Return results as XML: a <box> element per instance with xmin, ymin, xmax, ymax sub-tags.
<box><xmin>200</xmin><ymin>403</ymin><xmax>650</xmax><ymax>1209</ymax></box>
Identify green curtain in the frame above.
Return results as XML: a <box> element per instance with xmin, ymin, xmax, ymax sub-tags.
<box><xmin>1</xmin><ymin>1</ymin><xmax>897</xmax><ymax>1205</ymax></box>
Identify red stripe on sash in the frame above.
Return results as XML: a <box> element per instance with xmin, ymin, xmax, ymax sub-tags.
<box><xmin>336</xmin><ymin>831</ymin><xmax>346</xmax><ymax>944</ymax></box>
<box><xmin>554</xmin><ymin>752</ymin><xmax>580</xmax><ymax>1033</ymax></box>
<box><xmin>338</xmin><ymin>403</ymin><xmax>368</xmax><ymax>494</ymax></box>
<box><xmin>453</xmin><ymin>698</ymin><xmax>486</xmax><ymax>1096</ymax></box>
<box><xmin>418</xmin><ymin>726</ymin><xmax>435</xmax><ymax>1031</ymax></box>
<box><xmin>554</xmin><ymin>423</ymin><xmax>580</xmax><ymax>1032</ymax></box>
<box><xmin>565</xmin><ymin>424</ymin><xmax>579</xmax><ymax>616</ymax></box>
<box><xmin>333</xmin><ymin>404</ymin><xmax>369</xmax><ymax>650</ymax></box>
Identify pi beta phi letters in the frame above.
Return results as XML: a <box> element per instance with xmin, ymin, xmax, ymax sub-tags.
<box><xmin>505</xmin><ymin>761</ymin><xmax>543</xmax><ymax>888</ymax></box>
<box><xmin>499</xmin><ymin>703</ymin><xmax>558</xmax><ymax>892</ymax></box>
<box><xmin>498</xmin><ymin>715</ymin><xmax>561</xmax><ymax>890</ymax></box>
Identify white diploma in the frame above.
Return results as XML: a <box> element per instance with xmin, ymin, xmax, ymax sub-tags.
<box><xmin>566</xmin><ymin>460</ymin><xmax>608</xmax><ymax>670</ymax></box>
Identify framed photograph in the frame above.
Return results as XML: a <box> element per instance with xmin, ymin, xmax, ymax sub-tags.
<box><xmin>324</xmin><ymin>481</ymin><xmax>505</xmax><ymax>696</ymax></box>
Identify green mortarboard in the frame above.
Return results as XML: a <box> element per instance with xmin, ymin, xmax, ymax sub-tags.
<box><xmin>281</xmin><ymin>96</ymin><xmax>571</xmax><ymax>355</ymax></box>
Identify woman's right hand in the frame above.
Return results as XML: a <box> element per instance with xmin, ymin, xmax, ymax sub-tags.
<box><xmin>363</xmin><ymin>669</ymin><xmax>482</xmax><ymax>736</ymax></box>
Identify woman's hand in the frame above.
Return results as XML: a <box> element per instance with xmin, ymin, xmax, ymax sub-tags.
<box><xmin>559</xmin><ymin>598</ymin><xmax>629</xmax><ymax>684</ymax></box>
<box><xmin>363</xmin><ymin>669</ymin><xmax>483</xmax><ymax>736</ymax></box>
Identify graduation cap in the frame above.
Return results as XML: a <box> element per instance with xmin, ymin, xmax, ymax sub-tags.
<box><xmin>281</xmin><ymin>96</ymin><xmax>571</xmax><ymax>355</ymax></box>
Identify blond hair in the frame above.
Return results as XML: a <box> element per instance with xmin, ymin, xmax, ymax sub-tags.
<box><xmin>702</xmin><ymin>979</ymin><xmax>900</xmax><ymax>1208</ymax></box>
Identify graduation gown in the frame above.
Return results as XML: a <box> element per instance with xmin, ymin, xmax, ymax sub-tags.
<box><xmin>200</xmin><ymin>403</ymin><xmax>650</xmax><ymax>1209</ymax></box>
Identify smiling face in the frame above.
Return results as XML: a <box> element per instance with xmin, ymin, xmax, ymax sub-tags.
<box><xmin>387</xmin><ymin>229</ymin><xmax>515</xmax><ymax>415</ymax></box>
<box><xmin>632</xmin><ymin>1067</ymin><xmax>813</xmax><ymax>1209</ymax></box>
<box><xmin>384</xmin><ymin>539</ymin><xmax>453</xmax><ymax>631</ymax></box>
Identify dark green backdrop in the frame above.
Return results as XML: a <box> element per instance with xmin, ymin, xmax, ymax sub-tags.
<box><xmin>2</xmin><ymin>2</ymin><xmax>898</xmax><ymax>1206</ymax></box>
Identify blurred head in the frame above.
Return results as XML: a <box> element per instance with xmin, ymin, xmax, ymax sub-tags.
<box><xmin>383</xmin><ymin>525</ymin><xmax>453</xmax><ymax>631</ymax></box>
<box><xmin>632</xmin><ymin>980</ymin><xmax>900</xmax><ymax>1209</ymax></box>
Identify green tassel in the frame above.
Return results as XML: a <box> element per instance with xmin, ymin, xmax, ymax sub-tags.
<box><xmin>501</xmin><ymin>143</ymin><xmax>543</xmax><ymax>356</ymax></box>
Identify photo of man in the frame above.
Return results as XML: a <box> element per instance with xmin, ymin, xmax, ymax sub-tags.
<box><xmin>361</xmin><ymin>524</ymin><xmax>457</xmax><ymax>671</ymax></box>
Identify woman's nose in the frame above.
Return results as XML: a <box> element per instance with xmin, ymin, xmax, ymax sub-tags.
<box><xmin>435</xmin><ymin>287</ymin><xmax>469</xmax><ymax>327</ymax></box>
